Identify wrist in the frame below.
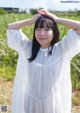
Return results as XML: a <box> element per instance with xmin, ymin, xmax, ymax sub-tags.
<box><xmin>48</xmin><ymin>13</ymin><xmax>59</xmax><ymax>23</ymax></box>
<box><xmin>55</xmin><ymin>18</ymin><xmax>61</xmax><ymax>23</ymax></box>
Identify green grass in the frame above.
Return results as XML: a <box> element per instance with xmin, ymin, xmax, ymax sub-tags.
<box><xmin>0</xmin><ymin>66</ymin><xmax>16</xmax><ymax>81</ymax></box>
<box><xmin>0</xmin><ymin>13</ymin><xmax>80</xmax><ymax>91</ymax></box>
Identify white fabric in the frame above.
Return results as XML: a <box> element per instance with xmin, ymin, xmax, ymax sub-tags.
<box><xmin>7</xmin><ymin>29</ymin><xmax>80</xmax><ymax>113</ymax></box>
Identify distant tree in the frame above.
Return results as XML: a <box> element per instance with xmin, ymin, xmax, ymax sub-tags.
<box><xmin>74</xmin><ymin>8</ymin><xmax>80</xmax><ymax>15</ymax></box>
<box><xmin>76</xmin><ymin>10</ymin><xmax>80</xmax><ymax>15</ymax></box>
<box><xmin>0</xmin><ymin>8</ymin><xmax>8</xmax><ymax>14</ymax></box>
<box><xmin>30</xmin><ymin>8</ymin><xmax>37</xmax><ymax>15</ymax></box>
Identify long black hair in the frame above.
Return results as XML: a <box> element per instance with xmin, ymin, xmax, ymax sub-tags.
<box><xmin>28</xmin><ymin>15</ymin><xmax>59</xmax><ymax>62</ymax></box>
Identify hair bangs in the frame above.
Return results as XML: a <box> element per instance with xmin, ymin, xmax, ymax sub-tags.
<box><xmin>35</xmin><ymin>16</ymin><xmax>54</xmax><ymax>29</ymax></box>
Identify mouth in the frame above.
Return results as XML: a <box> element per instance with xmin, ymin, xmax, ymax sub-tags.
<box><xmin>39</xmin><ymin>38</ymin><xmax>47</xmax><ymax>40</ymax></box>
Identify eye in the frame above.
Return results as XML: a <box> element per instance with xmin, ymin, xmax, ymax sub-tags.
<box><xmin>36</xmin><ymin>28</ymin><xmax>41</xmax><ymax>31</ymax></box>
<box><xmin>45</xmin><ymin>28</ymin><xmax>51</xmax><ymax>31</ymax></box>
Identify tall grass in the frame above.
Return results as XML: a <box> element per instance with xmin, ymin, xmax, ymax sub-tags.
<box><xmin>0</xmin><ymin>13</ymin><xmax>80</xmax><ymax>90</ymax></box>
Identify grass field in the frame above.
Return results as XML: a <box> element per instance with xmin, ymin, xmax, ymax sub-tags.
<box><xmin>0</xmin><ymin>13</ymin><xmax>80</xmax><ymax>89</ymax></box>
<box><xmin>0</xmin><ymin>13</ymin><xmax>80</xmax><ymax>113</ymax></box>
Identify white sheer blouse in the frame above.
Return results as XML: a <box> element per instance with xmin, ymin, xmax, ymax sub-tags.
<box><xmin>7</xmin><ymin>29</ymin><xmax>80</xmax><ymax>113</ymax></box>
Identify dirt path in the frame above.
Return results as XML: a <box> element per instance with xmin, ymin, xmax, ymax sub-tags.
<box><xmin>0</xmin><ymin>79</ymin><xmax>80</xmax><ymax>113</ymax></box>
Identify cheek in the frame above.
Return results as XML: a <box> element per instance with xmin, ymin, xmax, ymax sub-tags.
<box><xmin>48</xmin><ymin>32</ymin><xmax>53</xmax><ymax>41</ymax></box>
<box><xmin>35</xmin><ymin>32</ymin><xmax>38</xmax><ymax>39</ymax></box>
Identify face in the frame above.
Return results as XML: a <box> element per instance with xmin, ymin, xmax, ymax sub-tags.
<box><xmin>35</xmin><ymin>27</ymin><xmax>53</xmax><ymax>48</ymax></box>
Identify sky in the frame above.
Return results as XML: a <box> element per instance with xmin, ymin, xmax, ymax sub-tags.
<box><xmin>0</xmin><ymin>0</ymin><xmax>80</xmax><ymax>11</ymax></box>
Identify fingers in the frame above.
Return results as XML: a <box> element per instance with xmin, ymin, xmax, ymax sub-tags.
<box><xmin>38</xmin><ymin>9</ymin><xmax>49</xmax><ymax>16</ymax></box>
<box><xmin>38</xmin><ymin>9</ymin><xmax>49</xmax><ymax>13</ymax></box>
<box><xmin>37</xmin><ymin>9</ymin><xmax>58</xmax><ymax>22</ymax></box>
<box><xmin>38</xmin><ymin>10</ymin><xmax>45</xmax><ymax>15</ymax></box>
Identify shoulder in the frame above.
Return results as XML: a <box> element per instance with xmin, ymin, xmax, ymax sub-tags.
<box><xmin>7</xmin><ymin>29</ymin><xmax>22</xmax><ymax>35</ymax></box>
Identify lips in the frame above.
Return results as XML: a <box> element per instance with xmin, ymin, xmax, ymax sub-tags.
<box><xmin>40</xmin><ymin>38</ymin><xmax>46</xmax><ymax>39</ymax></box>
<box><xmin>39</xmin><ymin>38</ymin><xmax>47</xmax><ymax>40</ymax></box>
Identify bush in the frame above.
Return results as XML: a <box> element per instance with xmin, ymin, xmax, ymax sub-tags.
<box><xmin>0</xmin><ymin>8</ymin><xmax>8</xmax><ymax>14</ymax></box>
<box><xmin>30</xmin><ymin>8</ymin><xmax>37</xmax><ymax>15</ymax></box>
<box><xmin>76</xmin><ymin>10</ymin><xmax>80</xmax><ymax>15</ymax></box>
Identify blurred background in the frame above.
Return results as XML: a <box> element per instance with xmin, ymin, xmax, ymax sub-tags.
<box><xmin>0</xmin><ymin>0</ymin><xmax>80</xmax><ymax>113</ymax></box>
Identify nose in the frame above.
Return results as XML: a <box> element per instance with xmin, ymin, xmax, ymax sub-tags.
<box><xmin>40</xmin><ymin>29</ymin><xmax>45</xmax><ymax>35</ymax></box>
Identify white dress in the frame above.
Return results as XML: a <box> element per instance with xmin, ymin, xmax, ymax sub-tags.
<box><xmin>7</xmin><ymin>29</ymin><xmax>80</xmax><ymax>113</ymax></box>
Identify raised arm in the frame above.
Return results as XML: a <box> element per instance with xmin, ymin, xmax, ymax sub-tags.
<box><xmin>8</xmin><ymin>14</ymin><xmax>41</xmax><ymax>30</ymax></box>
<box><xmin>56</xmin><ymin>18</ymin><xmax>80</xmax><ymax>35</ymax></box>
<box><xmin>38</xmin><ymin>9</ymin><xmax>80</xmax><ymax>35</ymax></box>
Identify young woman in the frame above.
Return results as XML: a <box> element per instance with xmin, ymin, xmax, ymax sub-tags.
<box><xmin>7</xmin><ymin>9</ymin><xmax>80</xmax><ymax>113</ymax></box>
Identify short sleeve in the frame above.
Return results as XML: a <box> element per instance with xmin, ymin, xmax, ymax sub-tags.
<box><xmin>7</xmin><ymin>29</ymin><xmax>31</xmax><ymax>53</ymax></box>
<box><xmin>61</xmin><ymin>29</ymin><xmax>80</xmax><ymax>60</ymax></box>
